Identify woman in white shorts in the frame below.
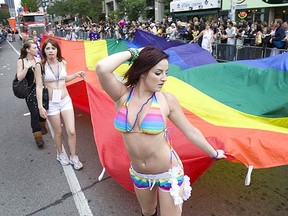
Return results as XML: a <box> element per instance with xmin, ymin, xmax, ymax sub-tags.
<box><xmin>35</xmin><ymin>38</ymin><xmax>86</xmax><ymax>170</ymax></box>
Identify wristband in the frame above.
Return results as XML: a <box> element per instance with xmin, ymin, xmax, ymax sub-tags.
<box><xmin>127</xmin><ymin>48</ymin><xmax>139</xmax><ymax>65</ymax></box>
<box><xmin>213</xmin><ymin>150</ymin><xmax>219</xmax><ymax>159</ymax></box>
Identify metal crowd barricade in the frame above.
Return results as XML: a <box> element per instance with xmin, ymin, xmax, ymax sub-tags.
<box><xmin>212</xmin><ymin>43</ymin><xmax>287</xmax><ymax>62</ymax></box>
<box><xmin>53</xmin><ymin>29</ymin><xmax>89</xmax><ymax>40</ymax></box>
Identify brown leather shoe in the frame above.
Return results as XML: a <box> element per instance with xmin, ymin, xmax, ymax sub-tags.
<box><xmin>33</xmin><ymin>131</ymin><xmax>45</xmax><ymax>147</ymax></box>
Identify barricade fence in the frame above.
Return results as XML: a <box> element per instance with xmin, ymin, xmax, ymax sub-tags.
<box><xmin>52</xmin><ymin>30</ymin><xmax>287</xmax><ymax>61</ymax></box>
<box><xmin>212</xmin><ymin>43</ymin><xmax>287</xmax><ymax>62</ymax></box>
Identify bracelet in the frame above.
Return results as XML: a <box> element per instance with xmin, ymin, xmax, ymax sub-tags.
<box><xmin>213</xmin><ymin>150</ymin><xmax>219</xmax><ymax>159</ymax></box>
<box><xmin>127</xmin><ymin>48</ymin><xmax>139</xmax><ymax>65</ymax></box>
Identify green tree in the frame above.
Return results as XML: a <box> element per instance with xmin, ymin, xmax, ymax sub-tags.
<box><xmin>155</xmin><ymin>0</ymin><xmax>172</xmax><ymax>3</ymax></box>
<box><xmin>116</xmin><ymin>0</ymin><xmax>146</xmax><ymax>21</ymax></box>
<box><xmin>47</xmin><ymin>0</ymin><xmax>103</xmax><ymax>23</ymax></box>
<box><xmin>21</xmin><ymin>0</ymin><xmax>38</xmax><ymax>12</ymax></box>
<box><xmin>0</xmin><ymin>10</ymin><xmax>10</xmax><ymax>25</ymax></box>
<box><xmin>47</xmin><ymin>1</ymin><xmax>70</xmax><ymax>17</ymax></box>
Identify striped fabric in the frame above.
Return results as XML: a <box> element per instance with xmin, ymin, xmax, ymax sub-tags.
<box><xmin>114</xmin><ymin>89</ymin><xmax>165</xmax><ymax>134</ymax></box>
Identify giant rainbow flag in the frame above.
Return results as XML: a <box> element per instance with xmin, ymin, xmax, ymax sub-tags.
<box><xmin>42</xmin><ymin>30</ymin><xmax>288</xmax><ymax>192</ymax></box>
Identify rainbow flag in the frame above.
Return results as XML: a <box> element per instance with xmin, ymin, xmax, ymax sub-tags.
<box><xmin>41</xmin><ymin>32</ymin><xmax>288</xmax><ymax>192</ymax></box>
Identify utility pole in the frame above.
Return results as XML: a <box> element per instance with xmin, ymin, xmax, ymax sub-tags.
<box><xmin>230</xmin><ymin>0</ymin><xmax>237</xmax><ymax>22</ymax></box>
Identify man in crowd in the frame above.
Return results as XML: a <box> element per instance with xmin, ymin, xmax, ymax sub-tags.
<box><xmin>224</xmin><ymin>21</ymin><xmax>236</xmax><ymax>61</ymax></box>
<box><xmin>89</xmin><ymin>27</ymin><xmax>101</xmax><ymax>41</ymax></box>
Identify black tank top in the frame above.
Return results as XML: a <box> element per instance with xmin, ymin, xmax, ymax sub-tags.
<box><xmin>25</xmin><ymin>67</ymin><xmax>35</xmax><ymax>87</ymax></box>
<box><xmin>21</xmin><ymin>58</ymin><xmax>35</xmax><ymax>87</ymax></box>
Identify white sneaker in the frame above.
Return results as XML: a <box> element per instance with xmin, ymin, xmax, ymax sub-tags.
<box><xmin>70</xmin><ymin>155</ymin><xmax>83</xmax><ymax>170</ymax></box>
<box><xmin>57</xmin><ymin>152</ymin><xmax>70</xmax><ymax>166</ymax></box>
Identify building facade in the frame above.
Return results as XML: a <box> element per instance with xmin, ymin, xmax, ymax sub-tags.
<box><xmin>169</xmin><ymin>0</ymin><xmax>221</xmax><ymax>22</ymax></box>
<box><xmin>222</xmin><ymin>0</ymin><xmax>288</xmax><ymax>24</ymax></box>
<box><xmin>4</xmin><ymin>0</ymin><xmax>15</xmax><ymax>17</ymax></box>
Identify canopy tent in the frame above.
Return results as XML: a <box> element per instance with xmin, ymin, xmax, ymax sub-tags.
<box><xmin>41</xmin><ymin>30</ymin><xmax>288</xmax><ymax>192</ymax></box>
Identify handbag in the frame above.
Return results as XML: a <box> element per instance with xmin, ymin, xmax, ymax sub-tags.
<box><xmin>12</xmin><ymin>59</ymin><xmax>29</xmax><ymax>99</ymax></box>
<box><xmin>37</xmin><ymin>62</ymin><xmax>49</xmax><ymax>110</ymax></box>
<box><xmin>12</xmin><ymin>75</ymin><xmax>29</xmax><ymax>99</ymax></box>
<box><xmin>42</xmin><ymin>87</ymin><xmax>49</xmax><ymax>110</ymax></box>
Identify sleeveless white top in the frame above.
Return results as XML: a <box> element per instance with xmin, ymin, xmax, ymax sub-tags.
<box><xmin>44</xmin><ymin>62</ymin><xmax>67</xmax><ymax>82</ymax></box>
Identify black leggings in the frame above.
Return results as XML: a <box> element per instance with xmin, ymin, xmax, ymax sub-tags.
<box><xmin>25</xmin><ymin>84</ymin><xmax>46</xmax><ymax>133</ymax></box>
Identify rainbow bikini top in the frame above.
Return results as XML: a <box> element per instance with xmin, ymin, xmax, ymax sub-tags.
<box><xmin>114</xmin><ymin>87</ymin><xmax>166</xmax><ymax>134</ymax></box>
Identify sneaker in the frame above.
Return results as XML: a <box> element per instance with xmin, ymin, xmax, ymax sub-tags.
<box><xmin>70</xmin><ymin>155</ymin><xmax>83</xmax><ymax>170</ymax></box>
<box><xmin>57</xmin><ymin>152</ymin><xmax>70</xmax><ymax>166</ymax></box>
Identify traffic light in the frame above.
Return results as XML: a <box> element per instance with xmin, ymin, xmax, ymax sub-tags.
<box><xmin>262</xmin><ymin>0</ymin><xmax>288</xmax><ymax>4</ymax></box>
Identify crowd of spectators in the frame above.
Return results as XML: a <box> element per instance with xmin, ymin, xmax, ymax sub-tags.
<box><xmin>52</xmin><ymin>17</ymin><xmax>287</xmax><ymax>46</ymax></box>
<box><xmin>51</xmin><ymin>17</ymin><xmax>287</xmax><ymax>61</ymax></box>
<box><xmin>2</xmin><ymin>15</ymin><xmax>287</xmax><ymax>59</ymax></box>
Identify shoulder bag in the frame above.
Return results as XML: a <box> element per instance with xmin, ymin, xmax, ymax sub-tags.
<box><xmin>36</xmin><ymin>62</ymin><xmax>49</xmax><ymax>110</ymax></box>
<box><xmin>12</xmin><ymin>59</ymin><xmax>29</xmax><ymax>99</ymax></box>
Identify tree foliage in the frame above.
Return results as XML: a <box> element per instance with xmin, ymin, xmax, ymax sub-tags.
<box><xmin>156</xmin><ymin>0</ymin><xmax>172</xmax><ymax>3</ymax></box>
<box><xmin>0</xmin><ymin>10</ymin><xmax>10</xmax><ymax>25</ymax></box>
<box><xmin>116</xmin><ymin>0</ymin><xmax>146</xmax><ymax>21</ymax></box>
<box><xmin>21</xmin><ymin>0</ymin><xmax>38</xmax><ymax>12</ymax></box>
<box><xmin>47</xmin><ymin>0</ymin><xmax>103</xmax><ymax>22</ymax></box>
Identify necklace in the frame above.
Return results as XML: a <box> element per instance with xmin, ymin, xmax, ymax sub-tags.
<box><xmin>125</xmin><ymin>90</ymin><xmax>155</xmax><ymax>132</ymax></box>
<box><xmin>47</xmin><ymin>61</ymin><xmax>60</xmax><ymax>89</ymax></box>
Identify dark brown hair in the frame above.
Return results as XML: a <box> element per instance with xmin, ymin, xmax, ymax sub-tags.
<box><xmin>124</xmin><ymin>46</ymin><xmax>169</xmax><ymax>87</ymax></box>
<box><xmin>41</xmin><ymin>38</ymin><xmax>65</xmax><ymax>65</ymax></box>
<box><xmin>20</xmin><ymin>42</ymin><xmax>35</xmax><ymax>59</ymax></box>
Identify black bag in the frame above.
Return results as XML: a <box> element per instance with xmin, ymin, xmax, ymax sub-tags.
<box><xmin>37</xmin><ymin>62</ymin><xmax>49</xmax><ymax>110</ymax></box>
<box><xmin>12</xmin><ymin>59</ymin><xmax>29</xmax><ymax>99</ymax></box>
<box><xmin>42</xmin><ymin>87</ymin><xmax>49</xmax><ymax>110</ymax></box>
<box><xmin>12</xmin><ymin>75</ymin><xmax>29</xmax><ymax>99</ymax></box>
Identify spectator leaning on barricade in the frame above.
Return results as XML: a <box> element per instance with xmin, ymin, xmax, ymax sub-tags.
<box><xmin>269</xmin><ymin>19</ymin><xmax>286</xmax><ymax>49</ymax></box>
<box><xmin>224</xmin><ymin>21</ymin><xmax>236</xmax><ymax>61</ymax></box>
<box><xmin>65</xmin><ymin>29</ymin><xmax>78</xmax><ymax>41</ymax></box>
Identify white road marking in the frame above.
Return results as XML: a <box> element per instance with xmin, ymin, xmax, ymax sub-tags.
<box><xmin>7</xmin><ymin>40</ymin><xmax>20</xmax><ymax>55</ymax></box>
<box><xmin>14</xmin><ymin>41</ymin><xmax>93</xmax><ymax>215</ymax></box>
<box><xmin>47</xmin><ymin>120</ymin><xmax>93</xmax><ymax>216</ymax></box>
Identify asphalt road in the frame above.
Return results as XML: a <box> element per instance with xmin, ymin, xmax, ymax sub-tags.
<box><xmin>0</xmin><ymin>37</ymin><xmax>287</xmax><ymax>216</ymax></box>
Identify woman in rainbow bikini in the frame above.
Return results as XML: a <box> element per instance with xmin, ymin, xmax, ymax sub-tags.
<box><xmin>96</xmin><ymin>46</ymin><xmax>226</xmax><ymax>216</ymax></box>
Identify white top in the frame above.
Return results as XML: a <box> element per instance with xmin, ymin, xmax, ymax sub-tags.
<box><xmin>226</xmin><ymin>27</ymin><xmax>236</xmax><ymax>45</ymax></box>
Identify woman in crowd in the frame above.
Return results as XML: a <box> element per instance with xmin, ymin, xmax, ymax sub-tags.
<box><xmin>16</xmin><ymin>41</ymin><xmax>47</xmax><ymax>147</ymax></box>
<box><xmin>35</xmin><ymin>38</ymin><xmax>85</xmax><ymax>170</ymax></box>
<box><xmin>191</xmin><ymin>22</ymin><xmax>214</xmax><ymax>53</ymax></box>
<box><xmin>96</xmin><ymin>46</ymin><xmax>226</xmax><ymax>216</ymax></box>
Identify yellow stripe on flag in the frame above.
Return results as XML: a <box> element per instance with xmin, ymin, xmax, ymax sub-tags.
<box><xmin>163</xmin><ymin>77</ymin><xmax>288</xmax><ymax>134</ymax></box>
<box><xmin>84</xmin><ymin>40</ymin><xmax>108</xmax><ymax>70</ymax></box>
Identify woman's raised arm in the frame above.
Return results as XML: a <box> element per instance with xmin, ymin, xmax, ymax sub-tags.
<box><xmin>96</xmin><ymin>50</ymin><xmax>132</xmax><ymax>101</ymax></box>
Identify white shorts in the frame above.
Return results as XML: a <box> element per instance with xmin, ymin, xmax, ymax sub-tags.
<box><xmin>47</xmin><ymin>96</ymin><xmax>73</xmax><ymax>116</ymax></box>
